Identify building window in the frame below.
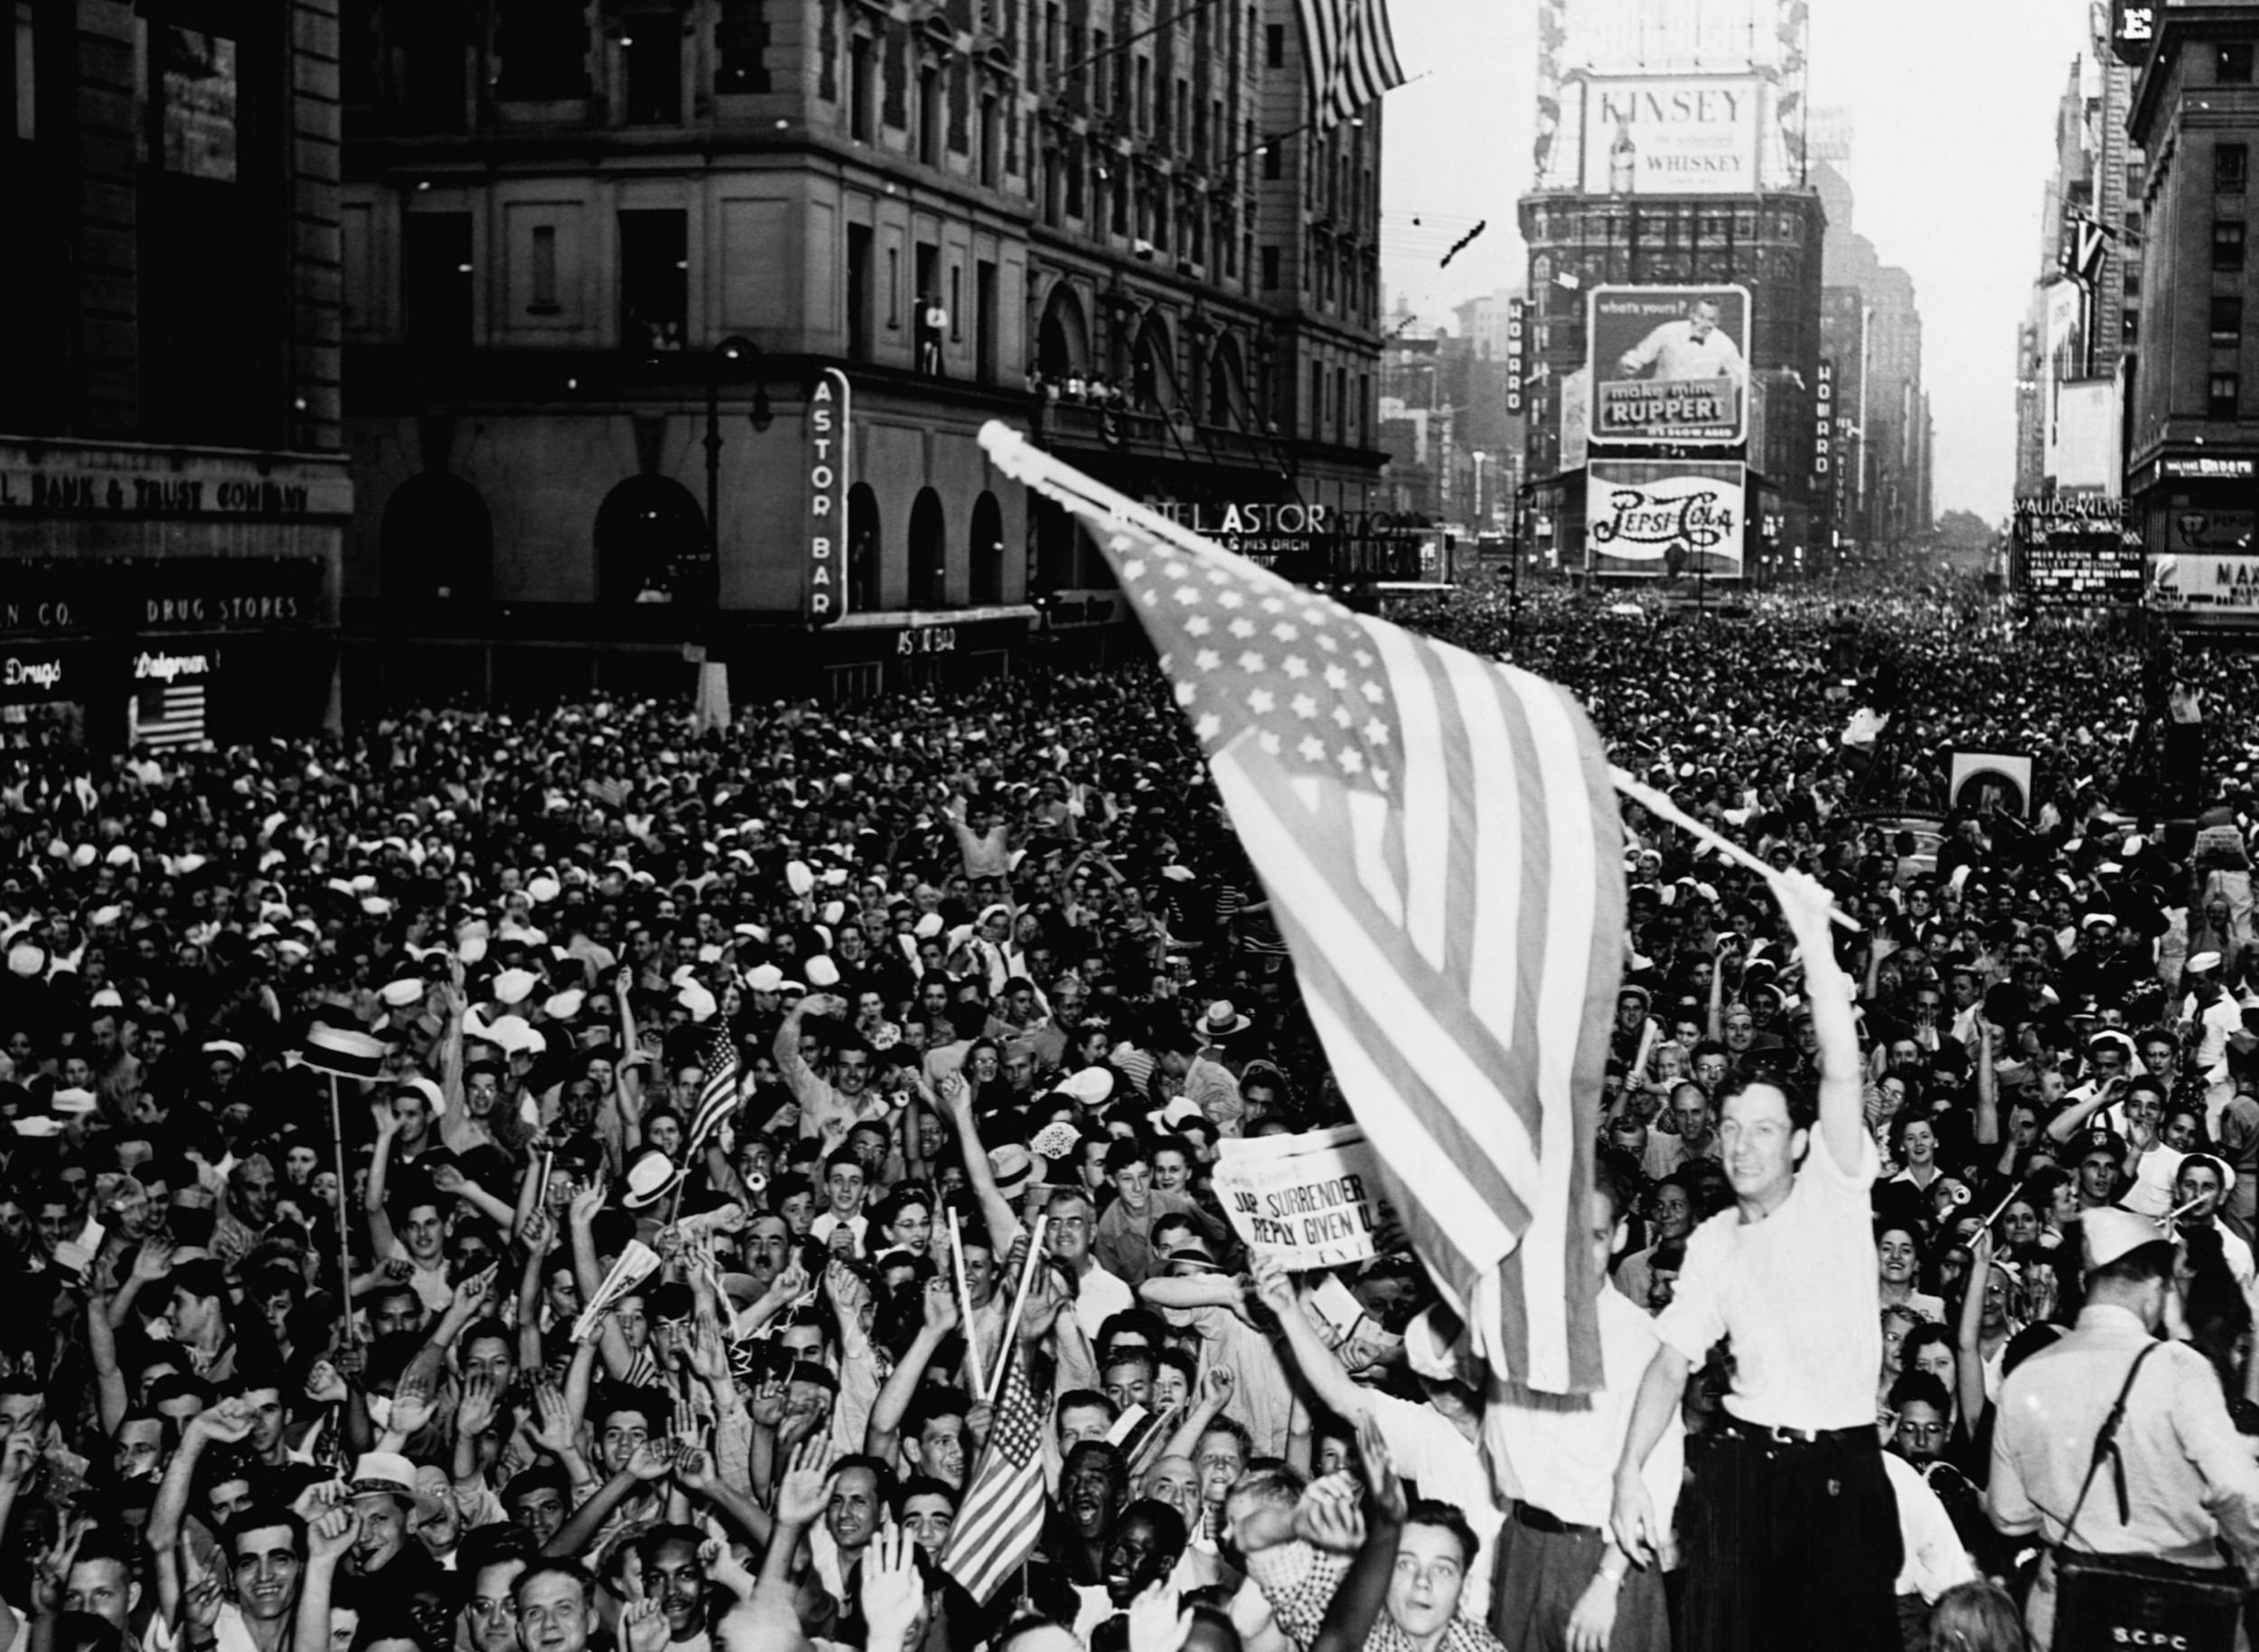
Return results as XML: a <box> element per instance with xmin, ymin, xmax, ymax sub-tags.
<box><xmin>1310</xmin><ymin>361</ymin><xmax>1325</xmax><ymax>436</ymax></box>
<box><xmin>1261</xmin><ymin>245</ymin><xmax>1277</xmax><ymax>289</ymax></box>
<box><xmin>404</xmin><ymin>214</ymin><xmax>474</xmax><ymax>352</ymax></box>
<box><xmin>2123</xmin><ymin>307</ymin><xmax>2140</xmax><ymax>345</ymax></box>
<box><xmin>530</xmin><ymin>224</ymin><xmax>559</xmax><ymax>313</ymax></box>
<box><xmin>2222</xmin><ymin>144</ymin><xmax>2250</xmax><ymax>193</ymax></box>
<box><xmin>2216</xmin><ymin>221</ymin><xmax>2245</xmax><ymax>270</ymax></box>
<box><xmin>623</xmin><ymin>14</ymin><xmax>681</xmax><ymax>123</ymax></box>
<box><xmin>2215</xmin><ymin>295</ymin><xmax>2244</xmax><ymax>343</ymax></box>
<box><xmin>1262</xmin><ymin>142</ymin><xmax>1280</xmax><ymax>180</ymax></box>
<box><xmin>14</xmin><ymin>0</ymin><xmax>36</xmax><ymax>140</ymax></box>
<box><xmin>848</xmin><ymin>35</ymin><xmax>873</xmax><ymax>141</ymax></box>
<box><xmin>619</xmin><ymin>210</ymin><xmax>687</xmax><ymax>352</ymax></box>
<box><xmin>1136</xmin><ymin>56</ymin><xmax>1149</xmax><ymax>131</ymax></box>
<box><xmin>886</xmin><ymin>245</ymin><xmax>900</xmax><ymax>327</ymax></box>
<box><xmin>2221</xmin><ymin>42</ymin><xmax>2254</xmax><ymax>83</ymax></box>
<box><xmin>847</xmin><ymin>223</ymin><xmax>872</xmax><ymax>360</ymax></box>
<box><xmin>2212</xmin><ymin>372</ymin><xmax>2241</xmax><ymax>418</ymax></box>
<box><xmin>1265</xmin><ymin>23</ymin><xmax>1284</xmax><ymax>67</ymax></box>
<box><xmin>497</xmin><ymin>0</ymin><xmax>592</xmax><ymax>99</ymax></box>
<box><xmin>716</xmin><ymin>0</ymin><xmax>769</xmax><ymax>95</ymax></box>
<box><xmin>917</xmin><ymin>62</ymin><xmax>940</xmax><ymax>164</ymax></box>
<box><xmin>2123</xmin><ymin>270</ymin><xmax>2141</xmax><ymax>297</ymax></box>
<box><xmin>979</xmin><ymin>91</ymin><xmax>998</xmax><ymax>185</ymax></box>
<box><xmin>975</xmin><ymin>259</ymin><xmax>997</xmax><ymax>383</ymax></box>
<box><xmin>1044</xmin><ymin>3</ymin><xmax>1060</xmax><ymax>70</ymax></box>
<box><xmin>1091</xmin><ymin>31</ymin><xmax>1106</xmax><ymax>108</ymax></box>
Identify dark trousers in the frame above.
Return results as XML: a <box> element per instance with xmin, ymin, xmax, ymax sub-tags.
<box><xmin>1491</xmin><ymin>1508</ymin><xmax>1671</xmax><ymax>1652</ymax></box>
<box><xmin>1678</xmin><ymin>1425</ymin><xmax>1903</xmax><ymax>1652</ymax></box>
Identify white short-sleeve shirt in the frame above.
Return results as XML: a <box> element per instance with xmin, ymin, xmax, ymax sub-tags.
<box><xmin>1655</xmin><ymin>1130</ymin><xmax>1884</xmax><ymax>1432</ymax></box>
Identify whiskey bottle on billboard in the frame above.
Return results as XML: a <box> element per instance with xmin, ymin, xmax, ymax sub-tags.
<box><xmin>1609</xmin><ymin>120</ymin><xmax>1636</xmax><ymax>194</ymax></box>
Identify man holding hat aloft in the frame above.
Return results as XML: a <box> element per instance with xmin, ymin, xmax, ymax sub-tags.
<box><xmin>1988</xmin><ymin>1207</ymin><xmax>2259</xmax><ymax>1648</ymax></box>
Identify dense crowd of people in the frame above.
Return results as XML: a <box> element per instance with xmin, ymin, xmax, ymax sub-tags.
<box><xmin>3</xmin><ymin>581</ymin><xmax>2259</xmax><ymax>1652</ymax></box>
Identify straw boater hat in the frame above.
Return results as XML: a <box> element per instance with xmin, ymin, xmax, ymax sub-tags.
<box><xmin>1195</xmin><ymin>1000</ymin><xmax>1253</xmax><ymax>1043</ymax></box>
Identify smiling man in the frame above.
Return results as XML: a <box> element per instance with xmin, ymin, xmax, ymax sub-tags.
<box><xmin>221</xmin><ymin>1506</ymin><xmax>309</xmax><ymax>1652</ymax></box>
<box><xmin>630</xmin><ymin>1525</ymin><xmax>710</xmax><ymax>1652</ymax></box>
<box><xmin>339</xmin><ymin>1451</ymin><xmax>446</xmax><ymax>1610</ymax></box>
<box><xmin>511</xmin><ymin>1561</ymin><xmax>600</xmax><ymax>1652</ymax></box>
<box><xmin>1612</xmin><ymin>872</ymin><xmax>1899</xmax><ymax>1652</ymax></box>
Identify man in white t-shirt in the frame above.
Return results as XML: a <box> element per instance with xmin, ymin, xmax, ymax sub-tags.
<box><xmin>1612</xmin><ymin>871</ymin><xmax>1900</xmax><ymax>1652</ymax></box>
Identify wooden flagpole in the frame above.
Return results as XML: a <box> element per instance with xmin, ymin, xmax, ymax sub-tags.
<box><xmin>986</xmin><ymin>1216</ymin><xmax>1051</xmax><ymax>1404</ymax></box>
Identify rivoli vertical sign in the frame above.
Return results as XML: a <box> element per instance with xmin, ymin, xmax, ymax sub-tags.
<box><xmin>807</xmin><ymin>369</ymin><xmax>850</xmax><ymax>625</ymax></box>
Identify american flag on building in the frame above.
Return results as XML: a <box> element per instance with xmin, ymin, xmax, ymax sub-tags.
<box><xmin>130</xmin><ymin>678</ymin><xmax>208</xmax><ymax>749</ymax></box>
<box><xmin>937</xmin><ymin>1340</ymin><xmax>1047</xmax><ymax>1603</ymax></box>
<box><xmin>1294</xmin><ymin>0</ymin><xmax>1406</xmax><ymax>129</ymax></box>
<box><xmin>980</xmin><ymin>422</ymin><xmax>1622</xmax><ymax>1394</ymax></box>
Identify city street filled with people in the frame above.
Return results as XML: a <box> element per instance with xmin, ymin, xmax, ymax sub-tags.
<box><xmin>5</xmin><ymin>577</ymin><xmax>2259</xmax><ymax>1652</ymax></box>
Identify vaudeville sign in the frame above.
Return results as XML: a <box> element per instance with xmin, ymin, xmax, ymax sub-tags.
<box><xmin>806</xmin><ymin>369</ymin><xmax>850</xmax><ymax>627</ymax></box>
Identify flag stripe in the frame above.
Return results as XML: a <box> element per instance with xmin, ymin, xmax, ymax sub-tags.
<box><xmin>1519</xmin><ymin>673</ymin><xmax>1601</xmax><ymax>1390</ymax></box>
<box><xmin>1432</xmin><ymin>644</ymin><xmax>1525</xmax><ymax>1048</ymax></box>
<box><xmin>1369</xmin><ymin>620</ymin><xmax>1450</xmax><ymax>971</ymax></box>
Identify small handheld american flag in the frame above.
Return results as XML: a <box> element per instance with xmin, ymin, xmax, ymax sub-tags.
<box><xmin>682</xmin><ymin>1033</ymin><xmax>741</xmax><ymax>1157</ymax></box>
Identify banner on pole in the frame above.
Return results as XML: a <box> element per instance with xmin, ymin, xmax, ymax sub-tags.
<box><xmin>1214</xmin><ymin>1125</ymin><xmax>1385</xmax><ymax>1270</ymax></box>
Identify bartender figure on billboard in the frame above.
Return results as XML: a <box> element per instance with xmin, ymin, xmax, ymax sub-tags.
<box><xmin>1617</xmin><ymin>297</ymin><xmax>1748</xmax><ymax>390</ymax></box>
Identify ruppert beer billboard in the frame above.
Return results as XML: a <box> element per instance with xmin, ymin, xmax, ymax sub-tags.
<box><xmin>1588</xmin><ymin>286</ymin><xmax>1751</xmax><ymax>448</ymax></box>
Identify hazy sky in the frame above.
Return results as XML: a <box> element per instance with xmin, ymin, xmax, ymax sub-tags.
<box><xmin>1378</xmin><ymin>0</ymin><xmax>2084</xmax><ymax>520</ymax></box>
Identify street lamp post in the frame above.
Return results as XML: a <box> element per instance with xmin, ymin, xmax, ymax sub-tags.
<box><xmin>699</xmin><ymin>336</ymin><xmax>772</xmax><ymax>729</ymax></box>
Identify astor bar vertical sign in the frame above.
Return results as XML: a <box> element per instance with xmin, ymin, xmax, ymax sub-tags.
<box><xmin>807</xmin><ymin>369</ymin><xmax>850</xmax><ymax>625</ymax></box>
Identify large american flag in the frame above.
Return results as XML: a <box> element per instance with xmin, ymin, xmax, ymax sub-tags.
<box><xmin>980</xmin><ymin>425</ymin><xmax>1620</xmax><ymax>1394</ymax></box>
<box><xmin>683</xmin><ymin>1034</ymin><xmax>740</xmax><ymax>1157</ymax></box>
<box><xmin>1295</xmin><ymin>0</ymin><xmax>1406</xmax><ymax>128</ymax></box>
<box><xmin>937</xmin><ymin>1341</ymin><xmax>1046</xmax><ymax>1603</ymax></box>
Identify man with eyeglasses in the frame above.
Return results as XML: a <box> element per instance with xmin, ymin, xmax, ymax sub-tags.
<box><xmin>457</xmin><ymin>1528</ymin><xmax>535</xmax><ymax>1652</ymax></box>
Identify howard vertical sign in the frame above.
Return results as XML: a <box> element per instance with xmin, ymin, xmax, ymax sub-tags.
<box><xmin>1504</xmin><ymin>299</ymin><xmax>1528</xmax><ymax>416</ymax></box>
<box><xmin>1813</xmin><ymin>360</ymin><xmax>1836</xmax><ymax>534</ymax></box>
<box><xmin>806</xmin><ymin>369</ymin><xmax>850</xmax><ymax>625</ymax></box>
